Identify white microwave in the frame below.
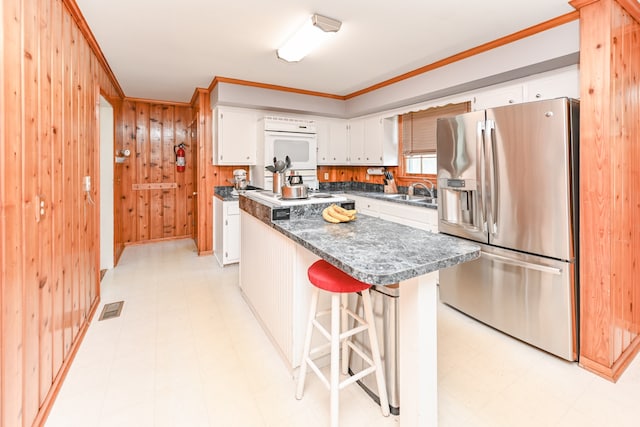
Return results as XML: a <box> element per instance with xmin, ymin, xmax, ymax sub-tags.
<box><xmin>252</xmin><ymin>117</ymin><xmax>319</xmax><ymax>191</ymax></box>
<box><xmin>265</xmin><ymin>131</ymin><xmax>317</xmax><ymax>170</ymax></box>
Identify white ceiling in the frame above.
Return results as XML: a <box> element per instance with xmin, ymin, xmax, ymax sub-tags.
<box><xmin>76</xmin><ymin>0</ymin><xmax>576</xmax><ymax>103</ymax></box>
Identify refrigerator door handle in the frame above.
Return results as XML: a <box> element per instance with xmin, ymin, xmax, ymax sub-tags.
<box><xmin>477</xmin><ymin>120</ymin><xmax>486</xmax><ymax>233</ymax></box>
<box><xmin>481</xmin><ymin>251</ymin><xmax>563</xmax><ymax>275</ymax></box>
<box><xmin>485</xmin><ymin>120</ymin><xmax>498</xmax><ymax>236</ymax></box>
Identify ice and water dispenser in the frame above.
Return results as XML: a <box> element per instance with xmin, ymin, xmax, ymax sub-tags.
<box><xmin>438</xmin><ymin>178</ymin><xmax>481</xmax><ymax>230</ymax></box>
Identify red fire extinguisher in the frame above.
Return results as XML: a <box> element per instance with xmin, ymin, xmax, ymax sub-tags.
<box><xmin>174</xmin><ymin>143</ymin><xmax>186</xmax><ymax>172</ymax></box>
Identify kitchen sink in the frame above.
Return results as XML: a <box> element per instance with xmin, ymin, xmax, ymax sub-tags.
<box><xmin>382</xmin><ymin>194</ymin><xmax>436</xmax><ymax>204</ymax></box>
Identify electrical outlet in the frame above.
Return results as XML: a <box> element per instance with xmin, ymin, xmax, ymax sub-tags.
<box><xmin>365</xmin><ymin>174</ymin><xmax>370</xmax><ymax>180</ymax></box>
<box><xmin>83</xmin><ymin>176</ymin><xmax>91</xmax><ymax>192</ymax></box>
<box><xmin>323</xmin><ymin>172</ymin><xmax>329</xmax><ymax>180</ymax></box>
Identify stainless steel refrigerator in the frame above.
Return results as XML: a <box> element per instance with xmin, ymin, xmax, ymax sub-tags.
<box><xmin>436</xmin><ymin>97</ymin><xmax>579</xmax><ymax>361</ymax></box>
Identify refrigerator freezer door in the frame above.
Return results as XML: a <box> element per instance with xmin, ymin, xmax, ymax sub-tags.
<box><xmin>486</xmin><ymin>98</ymin><xmax>576</xmax><ymax>261</ymax></box>
<box><xmin>439</xmin><ymin>243</ymin><xmax>577</xmax><ymax>361</ymax></box>
<box><xmin>437</xmin><ymin>111</ymin><xmax>488</xmax><ymax>243</ymax></box>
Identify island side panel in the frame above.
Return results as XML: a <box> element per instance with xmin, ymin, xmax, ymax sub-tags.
<box><xmin>240</xmin><ymin>211</ymin><xmax>295</xmax><ymax>366</ymax></box>
<box><xmin>399</xmin><ymin>272</ymin><xmax>439</xmax><ymax>426</ymax></box>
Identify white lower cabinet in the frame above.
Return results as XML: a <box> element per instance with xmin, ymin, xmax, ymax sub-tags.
<box><xmin>214</xmin><ymin>197</ymin><xmax>240</xmax><ymax>266</ymax></box>
<box><xmin>347</xmin><ymin>194</ymin><xmax>438</xmax><ymax>232</ymax></box>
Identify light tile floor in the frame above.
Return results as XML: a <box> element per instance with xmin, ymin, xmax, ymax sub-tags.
<box><xmin>45</xmin><ymin>239</ymin><xmax>640</xmax><ymax>427</ymax></box>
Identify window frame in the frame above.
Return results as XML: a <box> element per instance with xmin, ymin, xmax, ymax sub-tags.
<box><xmin>397</xmin><ymin>101</ymin><xmax>471</xmax><ymax>181</ymax></box>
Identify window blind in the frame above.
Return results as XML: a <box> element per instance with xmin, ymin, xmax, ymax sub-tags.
<box><xmin>401</xmin><ymin>101</ymin><xmax>470</xmax><ymax>155</ymax></box>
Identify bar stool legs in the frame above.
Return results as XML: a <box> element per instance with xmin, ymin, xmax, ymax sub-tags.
<box><xmin>296</xmin><ymin>286</ymin><xmax>390</xmax><ymax>427</ymax></box>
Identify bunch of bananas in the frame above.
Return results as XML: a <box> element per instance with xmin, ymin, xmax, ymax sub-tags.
<box><xmin>322</xmin><ymin>204</ymin><xmax>357</xmax><ymax>223</ymax></box>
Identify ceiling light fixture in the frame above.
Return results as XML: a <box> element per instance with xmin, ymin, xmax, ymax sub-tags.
<box><xmin>277</xmin><ymin>13</ymin><xmax>342</xmax><ymax>62</ymax></box>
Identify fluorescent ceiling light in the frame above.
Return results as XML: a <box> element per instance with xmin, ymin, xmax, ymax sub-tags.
<box><xmin>277</xmin><ymin>14</ymin><xmax>342</xmax><ymax>62</ymax></box>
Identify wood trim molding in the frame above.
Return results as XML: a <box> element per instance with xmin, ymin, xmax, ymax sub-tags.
<box><xmin>123</xmin><ymin>96</ymin><xmax>192</xmax><ymax>107</ymax></box>
<box><xmin>569</xmin><ymin>0</ymin><xmax>601</xmax><ymax>8</ymax></box>
<box><xmin>205</xmin><ymin>11</ymin><xmax>579</xmax><ymax>102</ymax></box>
<box><xmin>345</xmin><ymin>11</ymin><xmax>580</xmax><ymax>99</ymax></box>
<box><xmin>580</xmin><ymin>336</ymin><xmax>640</xmax><ymax>382</ymax></box>
<box><xmin>123</xmin><ymin>236</ymin><xmax>194</xmax><ymax>246</ymax></box>
<box><xmin>208</xmin><ymin>76</ymin><xmax>347</xmax><ymax>100</ymax></box>
<box><xmin>62</xmin><ymin>0</ymin><xmax>125</xmax><ymax>98</ymax></box>
<box><xmin>571</xmin><ymin>0</ymin><xmax>640</xmax><ymax>21</ymax></box>
<box><xmin>132</xmin><ymin>183</ymin><xmax>179</xmax><ymax>190</ymax></box>
<box><xmin>190</xmin><ymin>87</ymin><xmax>209</xmax><ymax>107</ymax></box>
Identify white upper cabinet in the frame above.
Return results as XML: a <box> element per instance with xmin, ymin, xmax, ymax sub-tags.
<box><xmin>347</xmin><ymin>118</ymin><xmax>366</xmax><ymax>164</ymax></box>
<box><xmin>318</xmin><ymin>115</ymin><xmax>397</xmax><ymax>166</ymax></box>
<box><xmin>472</xmin><ymin>83</ymin><xmax>524</xmax><ymax>111</ymax></box>
<box><xmin>473</xmin><ymin>66</ymin><xmax>579</xmax><ymax>111</ymax></box>
<box><xmin>316</xmin><ymin>118</ymin><xmax>349</xmax><ymax>165</ymax></box>
<box><xmin>213</xmin><ymin>106</ymin><xmax>257</xmax><ymax>165</ymax></box>
<box><xmin>524</xmin><ymin>66</ymin><xmax>579</xmax><ymax>101</ymax></box>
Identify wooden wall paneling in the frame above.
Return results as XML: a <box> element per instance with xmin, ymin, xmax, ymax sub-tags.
<box><xmin>3</xmin><ymin>0</ymin><xmax>117</xmax><ymax>424</ymax></box>
<box><xmin>610</xmin><ymin>2</ymin><xmax>624</xmax><ymax>362</ymax></box>
<box><xmin>577</xmin><ymin>0</ymin><xmax>613</xmax><ymax>369</ymax></box>
<box><xmin>316</xmin><ymin>165</ymin><xmax>391</xmax><ymax>186</ymax></box>
<box><xmin>61</xmin><ymin>7</ymin><xmax>73</xmax><ymax>358</ymax></box>
<box><xmin>70</xmin><ymin>20</ymin><xmax>81</xmax><ymax>344</ymax></box>
<box><xmin>189</xmin><ymin>119</ymin><xmax>198</xmax><ymax>243</ymax></box>
<box><xmin>2</xmin><ymin>0</ymin><xmax>26</xmax><ymax>424</ymax></box>
<box><xmin>576</xmin><ymin>0</ymin><xmax>640</xmax><ymax>380</ymax></box>
<box><xmin>179</xmin><ymin>107</ymin><xmax>195</xmax><ymax>238</ymax></box>
<box><xmin>77</xmin><ymin>31</ymin><xmax>86</xmax><ymax>341</ymax></box>
<box><xmin>136</xmin><ymin>102</ymin><xmax>151</xmax><ymax>241</ymax></box>
<box><xmin>120</xmin><ymin>101</ymin><xmax>137</xmax><ymax>243</ymax></box>
<box><xmin>79</xmin><ymin>35</ymin><xmax>91</xmax><ymax>326</ymax></box>
<box><xmin>37</xmin><ymin>0</ymin><xmax>54</xmax><ymax>407</ymax></box>
<box><xmin>162</xmin><ymin>105</ymin><xmax>176</xmax><ymax>238</ymax></box>
<box><xmin>117</xmin><ymin>101</ymin><xmax>195</xmax><ymax>245</ymax></box>
<box><xmin>149</xmin><ymin>104</ymin><xmax>163</xmax><ymax>240</ymax></box>
<box><xmin>617</xmin><ymin>0</ymin><xmax>639</xmax><ymax>368</ymax></box>
<box><xmin>614</xmin><ymin>8</ymin><xmax>630</xmax><ymax>356</ymax></box>
<box><xmin>192</xmin><ymin>90</ymin><xmax>210</xmax><ymax>254</ymax></box>
<box><xmin>180</xmin><ymin>114</ymin><xmax>193</xmax><ymax>240</ymax></box>
<box><xmin>23</xmin><ymin>0</ymin><xmax>43</xmax><ymax>422</ymax></box>
<box><xmin>51</xmin><ymin>0</ymin><xmax>64</xmax><ymax>379</ymax></box>
<box><xmin>632</xmin><ymin>11</ymin><xmax>640</xmax><ymax>340</ymax></box>
<box><xmin>111</xmin><ymin>97</ymin><xmax>125</xmax><ymax>263</ymax></box>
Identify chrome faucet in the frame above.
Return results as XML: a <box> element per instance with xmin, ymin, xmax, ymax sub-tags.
<box><xmin>408</xmin><ymin>180</ymin><xmax>435</xmax><ymax>198</ymax></box>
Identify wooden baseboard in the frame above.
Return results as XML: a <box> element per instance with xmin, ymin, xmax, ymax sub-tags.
<box><xmin>33</xmin><ymin>295</ymin><xmax>101</xmax><ymax>426</ymax></box>
<box><xmin>579</xmin><ymin>336</ymin><xmax>640</xmax><ymax>382</ymax></box>
<box><xmin>123</xmin><ymin>236</ymin><xmax>194</xmax><ymax>246</ymax></box>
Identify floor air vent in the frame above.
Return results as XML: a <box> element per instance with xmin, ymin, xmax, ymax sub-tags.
<box><xmin>98</xmin><ymin>301</ymin><xmax>124</xmax><ymax>321</ymax></box>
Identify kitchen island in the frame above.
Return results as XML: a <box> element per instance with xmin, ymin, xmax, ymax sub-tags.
<box><xmin>239</xmin><ymin>192</ymin><xmax>479</xmax><ymax>426</ymax></box>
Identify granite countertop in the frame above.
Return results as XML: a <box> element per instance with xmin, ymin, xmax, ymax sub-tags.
<box><xmin>214</xmin><ymin>186</ymin><xmax>261</xmax><ymax>202</ymax></box>
<box><xmin>240</xmin><ymin>195</ymin><xmax>479</xmax><ymax>286</ymax></box>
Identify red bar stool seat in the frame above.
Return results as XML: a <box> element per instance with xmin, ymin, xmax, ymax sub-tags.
<box><xmin>296</xmin><ymin>260</ymin><xmax>390</xmax><ymax>427</ymax></box>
